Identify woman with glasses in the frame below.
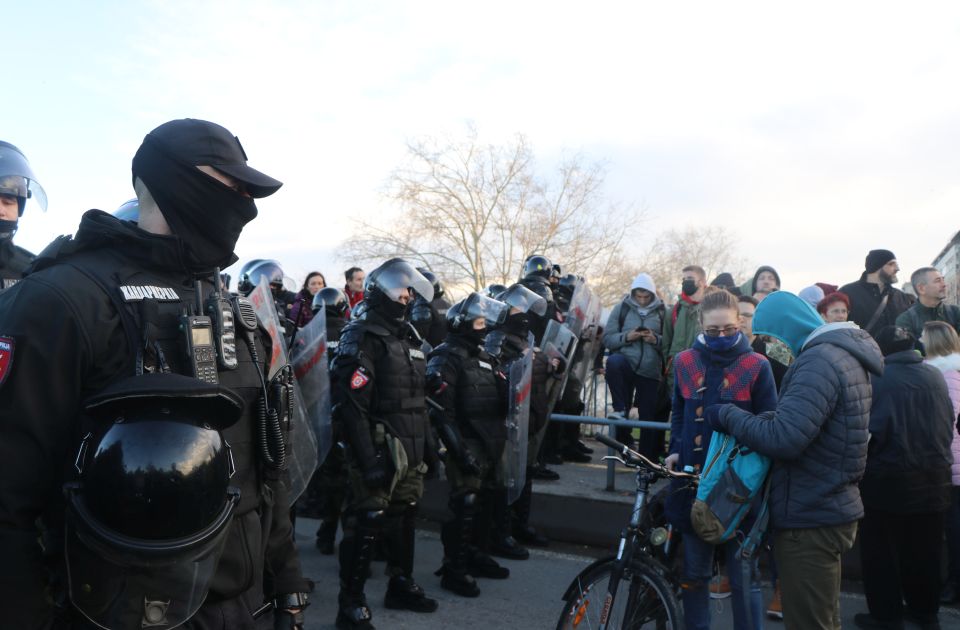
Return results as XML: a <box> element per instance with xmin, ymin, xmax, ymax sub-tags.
<box><xmin>664</xmin><ymin>288</ymin><xmax>778</xmax><ymax>630</ymax></box>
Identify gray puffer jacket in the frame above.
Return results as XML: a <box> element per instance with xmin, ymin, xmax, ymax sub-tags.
<box><xmin>603</xmin><ymin>296</ymin><xmax>664</xmax><ymax>381</ymax></box>
<box><xmin>716</xmin><ymin>327</ymin><xmax>884</xmax><ymax>529</ymax></box>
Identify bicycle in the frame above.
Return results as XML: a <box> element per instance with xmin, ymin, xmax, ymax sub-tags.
<box><xmin>556</xmin><ymin>433</ymin><xmax>698</xmax><ymax>630</ymax></box>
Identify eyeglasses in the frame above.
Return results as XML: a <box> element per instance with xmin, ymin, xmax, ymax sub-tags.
<box><xmin>703</xmin><ymin>325</ymin><xmax>739</xmax><ymax>337</ymax></box>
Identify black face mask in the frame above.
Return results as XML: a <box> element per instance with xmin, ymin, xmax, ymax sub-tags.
<box><xmin>462</xmin><ymin>326</ymin><xmax>487</xmax><ymax>346</ymax></box>
<box><xmin>681</xmin><ymin>279</ymin><xmax>698</xmax><ymax>296</ymax></box>
<box><xmin>0</xmin><ymin>219</ymin><xmax>17</xmax><ymax>240</ymax></box>
<box><xmin>132</xmin><ymin>139</ymin><xmax>257</xmax><ymax>273</ymax></box>
<box><xmin>504</xmin><ymin>312</ymin><xmax>530</xmax><ymax>337</ymax></box>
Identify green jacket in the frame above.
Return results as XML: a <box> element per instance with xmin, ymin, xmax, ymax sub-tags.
<box><xmin>662</xmin><ymin>299</ymin><xmax>701</xmax><ymax>381</ymax></box>
<box><xmin>895</xmin><ymin>302</ymin><xmax>960</xmax><ymax>339</ymax></box>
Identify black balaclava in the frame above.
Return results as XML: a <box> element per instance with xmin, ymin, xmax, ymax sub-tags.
<box><xmin>132</xmin><ymin>137</ymin><xmax>257</xmax><ymax>273</ymax></box>
<box><xmin>503</xmin><ymin>312</ymin><xmax>530</xmax><ymax>337</ymax></box>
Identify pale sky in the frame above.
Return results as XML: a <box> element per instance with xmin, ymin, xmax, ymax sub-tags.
<box><xmin>9</xmin><ymin>1</ymin><xmax>960</xmax><ymax>297</ymax></box>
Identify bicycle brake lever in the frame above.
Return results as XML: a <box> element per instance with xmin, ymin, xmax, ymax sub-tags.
<box><xmin>601</xmin><ymin>455</ymin><xmax>628</xmax><ymax>466</ymax></box>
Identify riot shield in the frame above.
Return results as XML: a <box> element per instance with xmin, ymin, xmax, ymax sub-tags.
<box><xmin>568</xmin><ymin>283</ymin><xmax>604</xmax><ymax>386</ymax></box>
<box><xmin>502</xmin><ymin>341</ymin><xmax>533</xmax><ymax>505</ymax></box>
<box><xmin>249</xmin><ymin>278</ymin><xmax>320</xmax><ymax>500</ymax></box>
<box><xmin>290</xmin><ymin>311</ymin><xmax>333</xmax><ymax>467</ymax></box>
<box><xmin>541</xmin><ymin>319</ymin><xmax>579</xmax><ymax>416</ymax></box>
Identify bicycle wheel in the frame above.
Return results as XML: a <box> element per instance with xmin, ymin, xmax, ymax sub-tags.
<box><xmin>557</xmin><ymin>556</ymin><xmax>683</xmax><ymax>630</ymax></box>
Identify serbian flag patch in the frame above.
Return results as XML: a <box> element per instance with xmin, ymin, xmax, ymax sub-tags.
<box><xmin>0</xmin><ymin>336</ymin><xmax>14</xmax><ymax>388</ymax></box>
<box><xmin>350</xmin><ymin>368</ymin><xmax>370</xmax><ymax>389</ymax></box>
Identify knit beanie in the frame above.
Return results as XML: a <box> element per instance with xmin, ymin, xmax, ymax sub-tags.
<box><xmin>865</xmin><ymin>249</ymin><xmax>896</xmax><ymax>274</ymax></box>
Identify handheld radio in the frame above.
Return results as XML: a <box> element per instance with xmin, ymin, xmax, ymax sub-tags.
<box><xmin>182</xmin><ymin>314</ymin><xmax>219</xmax><ymax>384</ymax></box>
<box><xmin>206</xmin><ymin>267</ymin><xmax>238</xmax><ymax>370</ymax></box>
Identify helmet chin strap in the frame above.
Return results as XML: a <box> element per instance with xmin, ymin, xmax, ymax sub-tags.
<box><xmin>0</xmin><ymin>219</ymin><xmax>17</xmax><ymax>240</ymax></box>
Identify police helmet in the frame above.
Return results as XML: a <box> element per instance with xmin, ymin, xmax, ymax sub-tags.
<box><xmin>65</xmin><ymin>373</ymin><xmax>242</xmax><ymax>630</ymax></box>
<box><xmin>0</xmin><ymin>141</ymin><xmax>46</xmax><ymax>216</ymax></box>
<box><xmin>483</xmin><ymin>283</ymin><xmax>508</xmax><ymax>298</ymax></box>
<box><xmin>417</xmin><ymin>267</ymin><xmax>444</xmax><ymax>300</ymax></box>
<box><xmin>237</xmin><ymin>259</ymin><xmax>284</xmax><ymax>295</ymax></box>
<box><xmin>497</xmin><ymin>283</ymin><xmax>548</xmax><ymax>316</ymax></box>
<box><xmin>114</xmin><ymin>198</ymin><xmax>140</xmax><ymax>223</ymax></box>
<box><xmin>446</xmin><ymin>292</ymin><xmax>509</xmax><ymax>333</ymax></box>
<box><xmin>312</xmin><ymin>286</ymin><xmax>348</xmax><ymax>317</ymax></box>
<box><xmin>522</xmin><ymin>254</ymin><xmax>553</xmax><ymax>280</ymax></box>
<box><xmin>364</xmin><ymin>258</ymin><xmax>434</xmax><ymax>319</ymax></box>
<box><xmin>557</xmin><ymin>273</ymin><xmax>580</xmax><ymax>311</ymax></box>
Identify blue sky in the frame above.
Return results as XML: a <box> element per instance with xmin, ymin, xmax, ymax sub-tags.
<box><xmin>9</xmin><ymin>1</ymin><xmax>960</xmax><ymax>294</ymax></box>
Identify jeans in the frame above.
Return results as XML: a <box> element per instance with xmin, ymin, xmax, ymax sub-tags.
<box><xmin>605</xmin><ymin>353</ymin><xmax>663</xmax><ymax>458</ymax></box>
<box><xmin>681</xmin><ymin>533</ymin><xmax>763</xmax><ymax>630</ymax></box>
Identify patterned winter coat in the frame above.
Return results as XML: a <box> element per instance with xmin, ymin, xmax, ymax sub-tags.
<box><xmin>664</xmin><ymin>333</ymin><xmax>778</xmax><ymax>531</ymax></box>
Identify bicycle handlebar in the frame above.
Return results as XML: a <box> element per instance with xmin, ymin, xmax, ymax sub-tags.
<box><xmin>596</xmin><ymin>434</ymin><xmax>699</xmax><ymax>482</ymax></box>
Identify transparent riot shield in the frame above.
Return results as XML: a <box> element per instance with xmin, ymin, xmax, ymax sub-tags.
<box><xmin>541</xmin><ymin>319</ymin><xmax>579</xmax><ymax>415</ymax></box>
<box><xmin>564</xmin><ymin>278</ymin><xmax>591</xmax><ymax>338</ymax></box>
<box><xmin>502</xmin><ymin>340</ymin><xmax>533</xmax><ymax>505</ymax></box>
<box><xmin>249</xmin><ymin>277</ymin><xmax>320</xmax><ymax>500</ymax></box>
<box><xmin>569</xmin><ymin>287</ymin><xmax>604</xmax><ymax>386</ymax></box>
<box><xmin>290</xmin><ymin>311</ymin><xmax>333</xmax><ymax>467</ymax></box>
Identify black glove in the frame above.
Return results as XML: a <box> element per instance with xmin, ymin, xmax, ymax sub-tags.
<box><xmin>362</xmin><ymin>458</ymin><xmax>389</xmax><ymax>489</ymax></box>
<box><xmin>458</xmin><ymin>449</ymin><xmax>481</xmax><ymax>477</ymax></box>
<box><xmin>274</xmin><ymin>608</ymin><xmax>305</xmax><ymax>629</ymax></box>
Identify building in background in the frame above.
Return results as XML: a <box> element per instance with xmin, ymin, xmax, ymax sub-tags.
<box><xmin>933</xmin><ymin>230</ymin><xmax>960</xmax><ymax>305</ymax></box>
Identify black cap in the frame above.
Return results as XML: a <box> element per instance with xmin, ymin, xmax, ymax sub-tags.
<box><xmin>142</xmin><ymin>119</ymin><xmax>282</xmax><ymax>198</ymax></box>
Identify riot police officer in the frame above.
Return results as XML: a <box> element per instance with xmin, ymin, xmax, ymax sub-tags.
<box><xmin>0</xmin><ymin>141</ymin><xmax>45</xmax><ymax>290</ymax></box>
<box><xmin>0</xmin><ymin>119</ymin><xmax>310</xmax><ymax>629</ymax></box>
<box><xmin>301</xmin><ymin>287</ymin><xmax>351</xmax><ymax>554</ymax></box>
<box><xmin>427</xmin><ymin>292</ymin><xmax>511</xmax><ymax>597</ymax></box>
<box><xmin>330</xmin><ymin>258</ymin><xmax>439</xmax><ymax>629</ymax></box>
<box><xmin>238</xmin><ymin>259</ymin><xmax>298</xmax><ymax>340</ymax></box>
<box><xmin>410</xmin><ymin>267</ymin><xmax>451</xmax><ymax>348</ymax></box>
<box><xmin>519</xmin><ymin>254</ymin><xmax>559</xmax><ymax>344</ymax></box>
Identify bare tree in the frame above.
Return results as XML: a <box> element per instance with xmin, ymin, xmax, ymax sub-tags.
<box><xmin>340</xmin><ymin>126</ymin><xmax>643</xmax><ymax>304</ymax></box>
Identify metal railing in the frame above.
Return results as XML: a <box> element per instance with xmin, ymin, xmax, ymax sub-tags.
<box><xmin>549</xmin><ymin>369</ymin><xmax>670</xmax><ymax>491</ymax></box>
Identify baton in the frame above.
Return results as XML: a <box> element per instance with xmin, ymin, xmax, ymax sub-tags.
<box><xmin>253</xmin><ymin>601</ymin><xmax>274</xmax><ymax>619</ymax></box>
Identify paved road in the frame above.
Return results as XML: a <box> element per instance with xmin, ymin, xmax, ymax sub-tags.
<box><xmin>294</xmin><ymin>517</ymin><xmax>960</xmax><ymax>629</ymax></box>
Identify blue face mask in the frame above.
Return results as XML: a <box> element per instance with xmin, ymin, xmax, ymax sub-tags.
<box><xmin>703</xmin><ymin>331</ymin><xmax>742</xmax><ymax>352</ymax></box>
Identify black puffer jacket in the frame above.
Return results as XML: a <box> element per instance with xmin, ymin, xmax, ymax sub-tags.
<box><xmin>716</xmin><ymin>327</ymin><xmax>884</xmax><ymax>529</ymax></box>
<box><xmin>861</xmin><ymin>350</ymin><xmax>953</xmax><ymax>514</ymax></box>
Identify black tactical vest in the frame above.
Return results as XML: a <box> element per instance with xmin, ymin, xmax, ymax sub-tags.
<box><xmin>367</xmin><ymin>323</ymin><xmax>429</xmax><ymax>466</ymax></box>
<box><xmin>447</xmin><ymin>344</ymin><xmax>507</xmax><ymax>458</ymax></box>
<box><xmin>58</xmin><ymin>249</ymin><xmax>271</xmax><ymax>517</ymax></box>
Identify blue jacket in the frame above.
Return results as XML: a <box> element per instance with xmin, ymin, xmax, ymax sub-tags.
<box><xmin>665</xmin><ymin>333</ymin><xmax>778</xmax><ymax>530</ymax></box>
<box><xmin>716</xmin><ymin>327</ymin><xmax>883</xmax><ymax>529</ymax></box>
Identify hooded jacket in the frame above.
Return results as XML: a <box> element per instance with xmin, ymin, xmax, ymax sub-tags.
<box><xmin>861</xmin><ymin>350</ymin><xmax>953</xmax><ymax>513</ymax></box>
<box><xmin>715</xmin><ymin>294</ymin><xmax>884</xmax><ymax>529</ymax></box>
<box><xmin>603</xmin><ymin>273</ymin><xmax>664</xmax><ymax>381</ymax></box>
<box><xmin>665</xmin><ymin>333</ymin><xmax>777</xmax><ymax>530</ymax></box>
<box><xmin>739</xmin><ymin>265</ymin><xmax>781</xmax><ymax>296</ymax></box>
<box><xmin>924</xmin><ymin>352</ymin><xmax>960</xmax><ymax>486</ymax></box>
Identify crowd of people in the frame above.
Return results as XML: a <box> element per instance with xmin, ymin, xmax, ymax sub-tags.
<box><xmin>0</xmin><ymin>120</ymin><xmax>957</xmax><ymax>630</ymax></box>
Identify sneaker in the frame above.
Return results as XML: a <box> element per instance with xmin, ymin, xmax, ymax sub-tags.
<box><xmin>709</xmin><ymin>574</ymin><xmax>731</xmax><ymax>599</ymax></box>
<box><xmin>766</xmin><ymin>581</ymin><xmax>783</xmax><ymax>620</ymax></box>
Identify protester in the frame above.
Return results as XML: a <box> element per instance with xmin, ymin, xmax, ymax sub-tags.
<box><xmin>840</xmin><ymin>250</ymin><xmax>913</xmax><ymax>336</ymax></box>
<box><xmin>739</xmin><ymin>265</ymin><xmax>781</xmax><ymax>296</ymax></box>
<box><xmin>707</xmin><ymin>291</ymin><xmax>883</xmax><ymax>630</ymax></box>
<box><xmin>710</xmin><ymin>272</ymin><xmax>741</xmax><ymax>295</ymax></box>
<box><xmin>602</xmin><ymin>272</ymin><xmax>665</xmax><ymax>456</ymax></box>
<box><xmin>798</xmin><ymin>285</ymin><xmax>825</xmax><ymax>309</ymax></box>
<box><xmin>817</xmin><ymin>292</ymin><xmax>851</xmax><ymax>323</ymax></box>
<box><xmin>738</xmin><ymin>295</ymin><xmax>788</xmax><ymax>390</ymax></box>
<box><xmin>921</xmin><ymin>320</ymin><xmax>960</xmax><ymax>607</ymax></box>
<box><xmin>290</xmin><ymin>270</ymin><xmax>326</xmax><ymax>328</ymax></box>
<box><xmin>344</xmin><ymin>266</ymin><xmax>365</xmax><ymax>317</ymax></box>
<box><xmin>895</xmin><ymin>267</ymin><xmax>960</xmax><ymax>338</ymax></box>
<box><xmin>665</xmin><ymin>289</ymin><xmax>777</xmax><ymax>630</ymax></box>
<box><xmin>662</xmin><ymin>265</ymin><xmax>707</xmax><ymax>387</ymax></box>
<box><xmin>854</xmin><ymin>326</ymin><xmax>953</xmax><ymax>630</ymax></box>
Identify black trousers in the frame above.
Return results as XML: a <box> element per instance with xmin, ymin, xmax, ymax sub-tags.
<box><xmin>860</xmin><ymin>508</ymin><xmax>944</xmax><ymax>623</ymax></box>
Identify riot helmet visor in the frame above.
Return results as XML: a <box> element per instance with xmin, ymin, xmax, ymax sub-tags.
<box><xmin>366</xmin><ymin>258</ymin><xmax>434</xmax><ymax>303</ymax></box>
<box><xmin>498</xmin><ymin>283</ymin><xmax>548</xmax><ymax>316</ymax></box>
<box><xmin>0</xmin><ymin>141</ymin><xmax>47</xmax><ymax>213</ymax></box>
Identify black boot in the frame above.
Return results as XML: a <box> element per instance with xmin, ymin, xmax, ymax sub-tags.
<box><xmin>316</xmin><ymin>518</ymin><xmax>338</xmax><ymax>555</ymax></box>
<box><xmin>336</xmin><ymin>510</ymin><xmax>383</xmax><ymax>630</ymax></box>
<box><xmin>437</xmin><ymin>493</ymin><xmax>481</xmax><ymax>597</ymax></box>
<box><xmin>466</xmin><ymin>491</ymin><xmax>509</xmax><ymax>579</ymax></box>
<box><xmin>513</xmin><ymin>475</ymin><xmax>548</xmax><ymax>547</ymax></box>
<box><xmin>382</xmin><ymin>503</ymin><xmax>439</xmax><ymax>613</ymax></box>
<box><xmin>488</xmin><ymin>487</ymin><xmax>529</xmax><ymax>560</ymax></box>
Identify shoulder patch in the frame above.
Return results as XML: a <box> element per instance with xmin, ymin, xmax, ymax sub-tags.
<box><xmin>350</xmin><ymin>367</ymin><xmax>370</xmax><ymax>389</ymax></box>
<box><xmin>0</xmin><ymin>336</ymin><xmax>14</xmax><ymax>388</ymax></box>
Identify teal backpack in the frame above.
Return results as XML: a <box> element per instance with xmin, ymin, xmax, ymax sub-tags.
<box><xmin>690</xmin><ymin>431</ymin><xmax>770</xmax><ymax>544</ymax></box>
